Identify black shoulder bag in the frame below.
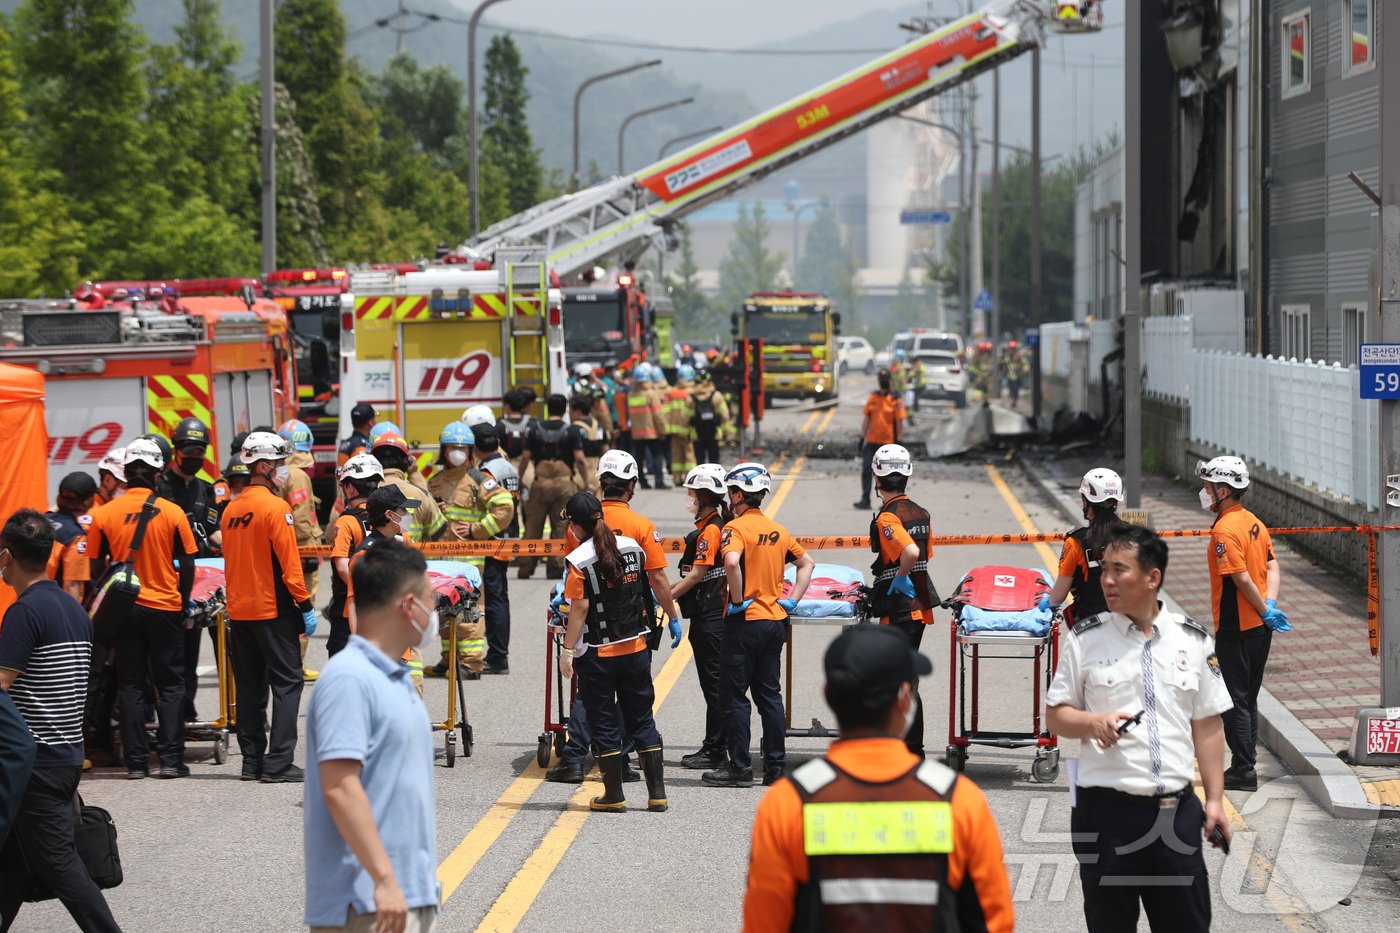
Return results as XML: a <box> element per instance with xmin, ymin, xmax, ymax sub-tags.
<box><xmin>88</xmin><ymin>492</ymin><xmax>159</xmax><ymax>640</ymax></box>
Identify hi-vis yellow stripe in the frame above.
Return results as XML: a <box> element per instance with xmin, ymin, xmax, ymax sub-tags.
<box><xmin>803</xmin><ymin>801</ymin><xmax>954</xmax><ymax>856</ymax></box>
<box><xmin>355</xmin><ymin>296</ymin><xmax>394</xmax><ymax>320</ymax></box>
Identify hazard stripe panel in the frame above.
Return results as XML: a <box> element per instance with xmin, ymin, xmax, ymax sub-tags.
<box><xmin>147</xmin><ymin>373</ymin><xmax>219</xmax><ymax>482</ymax></box>
<box><xmin>355</xmin><ymin>296</ymin><xmax>394</xmax><ymax>320</ymax></box>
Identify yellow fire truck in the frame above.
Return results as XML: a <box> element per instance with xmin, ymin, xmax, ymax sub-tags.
<box><xmin>732</xmin><ymin>292</ymin><xmax>841</xmax><ymax>402</ymax></box>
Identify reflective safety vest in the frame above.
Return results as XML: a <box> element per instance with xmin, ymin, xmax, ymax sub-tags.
<box><xmin>868</xmin><ymin>496</ymin><xmax>936</xmax><ymax>621</ymax></box>
<box><xmin>790</xmin><ymin>756</ymin><xmax>960</xmax><ymax>932</ymax></box>
<box><xmin>1065</xmin><ymin>526</ymin><xmax>1109</xmax><ymax>621</ymax></box>
<box><xmin>570</xmin><ymin>535</ymin><xmax>652</xmax><ymax>648</ymax></box>
<box><xmin>677</xmin><ymin>512</ymin><xmax>726</xmax><ymax>620</ymax></box>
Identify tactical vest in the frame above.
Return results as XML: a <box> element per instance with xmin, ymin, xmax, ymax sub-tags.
<box><xmin>572</xmin><ymin>537</ymin><xmax>651</xmax><ymax>648</ymax></box>
<box><xmin>790</xmin><ymin>756</ymin><xmax>961</xmax><ymax>933</ymax></box>
<box><xmin>1065</xmin><ymin>526</ymin><xmax>1109</xmax><ymax>620</ymax></box>
<box><xmin>500</xmin><ymin>416</ymin><xmax>534</xmax><ymax>460</ymax></box>
<box><xmin>327</xmin><ymin>504</ymin><xmax>368</xmax><ymax>621</ymax></box>
<box><xmin>534</xmin><ymin>419</ymin><xmax>571</xmax><ymax>462</ymax></box>
<box><xmin>159</xmin><ymin>473</ymin><xmax>218</xmax><ymax>558</ymax></box>
<box><xmin>868</xmin><ymin>497</ymin><xmax>936</xmax><ymax>621</ymax></box>
<box><xmin>677</xmin><ymin>512</ymin><xmax>727</xmax><ymax>620</ymax></box>
<box><xmin>45</xmin><ymin>510</ymin><xmax>85</xmax><ymax>586</ymax></box>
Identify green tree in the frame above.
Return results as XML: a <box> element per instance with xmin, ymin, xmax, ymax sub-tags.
<box><xmin>369</xmin><ymin>54</ymin><xmax>466</xmax><ymax>155</ymax></box>
<box><xmin>480</xmin><ymin>33</ymin><xmax>541</xmax><ymax>218</ymax></box>
<box><xmin>717</xmin><ymin>202</ymin><xmax>785</xmax><ymax>313</ymax></box>
<box><xmin>14</xmin><ymin>0</ymin><xmax>154</xmax><ymax>276</ymax></box>
<box><xmin>0</xmin><ymin>22</ymin><xmax>82</xmax><ymax>293</ymax></box>
<box><xmin>796</xmin><ymin>200</ymin><xmax>860</xmax><ymax>315</ymax></box>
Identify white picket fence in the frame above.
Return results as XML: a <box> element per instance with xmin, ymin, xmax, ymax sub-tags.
<box><xmin>1190</xmin><ymin>350</ymin><xmax>1380</xmax><ymax>510</ymax></box>
<box><xmin>1142</xmin><ymin>317</ymin><xmax>1192</xmax><ymax>402</ymax></box>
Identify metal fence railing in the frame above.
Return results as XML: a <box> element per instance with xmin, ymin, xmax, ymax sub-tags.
<box><xmin>1142</xmin><ymin>316</ymin><xmax>1192</xmax><ymax>402</ymax></box>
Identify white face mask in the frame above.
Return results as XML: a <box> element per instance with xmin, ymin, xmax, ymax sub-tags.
<box><xmin>900</xmin><ymin>685</ymin><xmax>918</xmax><ymax>738</ymax></box>
<box><xmin>272</xmin><ymin>465</ymin><xmax>291</xmax><ymax>489</ymax></box>
<box><xmin>684</xmin><ymin>491</ymin><xmax>698</xmax><ymax>515</ymax></box>
<box><xmin>1199</xmin><ymin>487</ymin><xmax>1215</xmax><ymax>512</ymax></box>
<box><xmin>411</xmin><ymin>596</ymin><xmax>440</xmax><ymax>656</ymax></box>
<box><xmin>447</xmin><ymin>449</ymin><xmax>468</xmax><ymax>468</ymax></box>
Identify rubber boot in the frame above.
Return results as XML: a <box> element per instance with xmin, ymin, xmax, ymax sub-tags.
<box><xmin>590</xmin><ymin>752</ymin><xmax>627</xmax><ymax>812</ymax></box>
<box><xmin>638</xmin><ymin>746</ymin><xmax>667</xmax><ymax>812</ymax></box>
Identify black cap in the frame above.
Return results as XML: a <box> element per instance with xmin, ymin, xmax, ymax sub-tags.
<box><xmin>351</xmin><ymin>403</ymin><xmax>377</xmax><ymax>427</ymax></box>
<box><xmin>824</xmin><ymin>625</ymin><xmax>932</xmax><ymax>707</ymax></box>
<box><xmin>58</xmin><ymin>471</ymin><xmax>98</xmax><ymax>499</ymax></box>
<box><xmin>367</xmin><ymin>485</ymin><xmax>420</xmax><ymax>522</ymax></box>
<box><xmin>562</xmin><ymin>491</ymin><xmax>603</xmax><ymax>525</ymax></box>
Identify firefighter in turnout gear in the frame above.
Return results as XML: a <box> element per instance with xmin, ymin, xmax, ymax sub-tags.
<box><xmin>867</xmin><ymin>444</ymin><xmax>937</xmax><ymax>758</ymax></box>
<box><xmin>663</xmin><ymin>364</ymin><xmax>697</xmax><ymax>486</ymax></box>
<box><xmin>627</xmin><ymin>364</ymin><xmax>666</xmax><ymax>489</ymax></box>
<box><xmin>743</xmin><ymin>625</ymin><xmax>1014</xmax><ymax>933</ymax></box>
<box><xmin>571</xmin><ymin>362</ymin><xmax>614</xmax><ymax>434</ymax></box>
<box><xmin>517</xmin><ymin>394</ymin><xmax>586</xmax><ymax>580</ymax></box>
<box><xmin>689</xmin><ymin>371</ymin><xmax>729</xmax><ymax>466</ymax></box>
<box><xmin>325</xmin><ymin>454</ymin><xmax>382</xmax><ymax>658</ymax></box>
<box><xmin>475</xmin><ymin>426</ymin><xmax>520</xmax><ymax>674</ymax></box>
<box><xmin>1042</xmin><ymin>468</ymin><xmax>1129</xmax><ymax>628</ymax></box>
<box><xmin>557</xmin><ymin>491</ymin><xmax>678</xmax><ymax>814</ymax></box>
<box><xmin>443</xmin><ymin>429</ymin><xmax>515</xmax><ymax>677</ymax></box>
<box><xmin>424</xmin><ymin>421</ymin><xmax>488</xmax><ymax>679</ymax></box>
<box><xmin>279</xmin><ymin>419</ymin><xmax>324</xmax><ymax>683</ymax></box>
<box><xmin>372</xmin><ymin>432</ymin><xmax>447</xmax><ymax>544</ymax></box>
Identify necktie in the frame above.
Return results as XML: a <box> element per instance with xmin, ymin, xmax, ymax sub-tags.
<box><xmin>1141</xmin><ymin>631</ymin><xmax>1165</xmax><ymax>794</ymax></box>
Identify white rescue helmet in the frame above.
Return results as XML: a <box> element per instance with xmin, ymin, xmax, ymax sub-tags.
<box><xmin>596</xmin><ymin>449</ymin><xmax>639</xmax><ymax>481</ymax></box>
<box><xmin>337</xmin><ymin>453</ymin><xmax>384</xmax><ymax>483</ymax></box>
<box><xmin>871</xmin><ymin>444</ymin><xmax>913</xmax><ymax>477</ymax></box>
<box><xmin>240</xmin><ymin>431</ymin><xmax>290</xmax><ymax>465</ymax></box>
<box><xmin>1196</xmin><ymin>456</ymin><xmax>1249</xmax><ymax>490</ymax></box>
<box><xmin>1079</xmin><ymin>467</ymin><xmax>1124</xmax><ymax>503</ymax></box>
<box><xmin>122</xmin><ymin>438</ymin><xmax>165</xmax><ymax>470</ymax></box>
<box><xmin>462</xmin><ymin>404</ymin><xmax>496</xmax><ymax>429</ymax></box>
<box><xmin>99</xmin><ymin>447</ymin><xmax>127</xmax><ymax>482</ymax></box>
<box><xmin>683</xmin><ymin>464</ymin><xmax>727</xmax><ymax>495</ymax></box>
<box><xmin>725</xmin><ymin>461</ymin><xmax>771</xmax><ymax>494</ymax></box>
<box><xmin>573</xmin><ymin>362</ymin><xmax>593</xmax><ymax>378</ymax></box>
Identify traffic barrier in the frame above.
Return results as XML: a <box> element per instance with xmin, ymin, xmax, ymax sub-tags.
<box><xmin>298</xmin><ymin>523</ymin><xmax>1397</xmax><ymax>655</ymax></box>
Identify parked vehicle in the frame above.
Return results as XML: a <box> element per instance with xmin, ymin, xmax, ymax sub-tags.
<box><xmin>915</xmin><ymin>351</ymin><xmax>968</xmax><ymax>408</ymax></box>
<box><xmin>836</xmin><ymin>336</ymin><xmax>876</xmax><ymax>375</ymax></box>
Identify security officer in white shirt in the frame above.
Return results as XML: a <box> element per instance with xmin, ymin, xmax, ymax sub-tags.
<box><xmin>1046</xmin><ymin>523</ymin><xmax>1233</xmax><ymax>933</ymax></box>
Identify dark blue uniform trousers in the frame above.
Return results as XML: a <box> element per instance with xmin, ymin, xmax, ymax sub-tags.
<box><xmin>575</xmin><ymin>647</ymin><xmax>661</xmax><ymax>756</ymax></box>
<box><xmin>722</xmin><ymin>618</ymin><xmax>787</xmax><ymax>771</ymax></box>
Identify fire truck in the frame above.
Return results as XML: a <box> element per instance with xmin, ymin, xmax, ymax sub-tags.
<box><xmin>341</xmin><ymin>248</ymin><xmax>566</xmax><ymax>460</ymax></box>
<box><xmin>0</xmin><ymin>280</ymin><xmax>300</xmax><ymax>499</ymax></box>
<box><xmin>561</xmin><ymin>269</ymin><xmax>659</xmax><ymax>372</ymax></box>
<box><xmin>733</xmin><ymin>292</ymin><xmax>841</xmax><ymax>402</ymax></box>
<box><xmin>263</xmin><ymin>267</ymin><xmax>350</xmax><ymax>497</ymax></box>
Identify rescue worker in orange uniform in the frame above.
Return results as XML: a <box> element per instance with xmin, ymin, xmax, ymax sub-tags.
<box><xmin>1199</xmin><ymin>455</ymin><xmax>1288</xmax><ymax>792</ymax></box>
<box><xmin>220</xmin><ymin>431</ymin><xmax>316</xmax><ymax>784</ymax></box>
<box><xmin>86</xmin><ymin>438</ymin><xmax>198</xmax><ymax>779</ymax></box>
<box><xmin>743</xmin><ymin>624</ymin><xmax>1014</xmax><ymax>932</ymax></box>
<box><xmin>703</xmin><ymin>462</ymin><xmax>815</xmax><ymax>789</ymax></box>
<box><xmin>865</xmin><ymin>444</ymin><xmax>937</xmax><ymax>758</ymax></box>
<box><xmin>94</xmin><ymin>447</ymin><xmax>126</xmax><ymax>507</ymax></box>
<box><xmin>46</xmin><ymin>471</ymin><xmax>96</xmax><ymax>603</ymax></box>
<box><xmin>325</xmin><ymin>454</ymin><xmax>382</xmax><ymax>658</ymax></box>
<box><xmin>1041</xmin><ymin>468</ymin><xmax>1129</xmax><ymax>627</ymax></box>
<box><xmin>854</xmin><ymin>368</ymin><xmax>906</xmax><ymax>510</ymax></box>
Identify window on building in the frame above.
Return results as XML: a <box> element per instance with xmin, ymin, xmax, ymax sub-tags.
<box><xmin>1281</xmin><ymin>305</ymin><xmax>1311</xmax><ymax>360</ymax></box>
<box><xmin>1345</xmin><ymin>0</ymin><xmax>1375</xmax><ymax>74</ymax></box>
<box><xmin>1342</xmin><ymin>303</ymin><xmax>1367</xmax><ymax>367</ymax></box>
<box><xmin>1281</xmin><ymin>11</ymin><xmax>1311</xmax><ymax>98</ymax></box>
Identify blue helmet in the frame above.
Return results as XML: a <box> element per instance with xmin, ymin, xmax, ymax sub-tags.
<box><xmin>677</xmin><ymin>363</ymin><xmax>696</xmax><ymax>382</ymax></box>
<box><xmin>277</xmin><ymin>419</ymin><xmax>313</xmax><ymax>453</ymax></box>
<box><xmin>369</xmin><ymin>421</ymin><xmax>402</xmax><ymax>442</ymax></box>
<box><xmin>439</xmin><ymin>421</ymin><xmax>474</xmax><ymax>447</ymax></box>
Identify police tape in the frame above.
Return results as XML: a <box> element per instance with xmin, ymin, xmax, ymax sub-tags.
<box><xmin>297</xmin><ymin>523</ymin><xmax>1400</xmax><ymax>560</ymax></box>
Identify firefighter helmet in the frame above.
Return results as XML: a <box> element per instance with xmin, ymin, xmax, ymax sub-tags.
<box><xmin>596</xmin><ymin>449</ymin><xmax>639</xmax><ymax>481</ymax></box>
<box><xmin>1196</xmin><ymin>456</ymin><xmax>1249</xmax><ymax>490</ymax></box>
<box><xmin>371</xmin><ymin>432</ymin><xmax>410</xmax><ymax>456</ymax></box>
<box><xmin>725</xmin><ymin>461</ymin><xmax>771</xmax><ymax>494</ymax></box>
<box><xmin>677</xmin><ymin>363</ymin><xmax>696</xmax><ymax>382</ymax></box>
<box><xmin>439</xmin><ymin>421</ymin><xmax>474</xmax><ymax>447</ymax></box>
<box><xmin>369</xmin><ymin>422</ymin><xmax>401</xmax><ymax>442</ymax></box>
<box><xmin>98</xmin><ymin>447</ymin><xmax>127</xmax><ymax>482</ymax></box>
<box><xmin>337</xmin><ymin>453</ymin><xmax>384</xmax><ymax>482</ymax></box>
<box><xmin>136</xmin><ymin>433</ymin><xmax>174</xmax><ymax>468</ymax></box>
<box><xmin>172</xmin><ymin>416</ymin><xmax>210</xmax><ymax>450</ymax></box>
<box><xmin>872</xmin><ymin>444</ymin><xmax>913</xmax><ymax>477</ymax></box>
<box><xmin>462</xmin><ymin>405</ymin><xmax>495</xmax><ymax>429</ymax></box>
<box><xmin>683</xmin><ymin>464</ymin><xmax>727</xmax><ymax>495</ymax></box>
<box><xmin>240</xmin><ymin>431</ymin><xmax>290</xmax><ymax>465</ymax></box>
<box><xmin>124</xmin><ymin>438</ymin><xmax>166</xmax><ymax>470</ymax></box>
<box><xmin>1079</xmin><ymin>468</ymin><xmax>1124</xmax><ymax>504</ymax></box>
<box><xmin>277</xmin><ymin>419</ymin><xmax>314</xmax><ymax>453</ymax></box>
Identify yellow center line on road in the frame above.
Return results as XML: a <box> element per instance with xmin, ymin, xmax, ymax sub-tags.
<box><xmin>797</xmin><ymin>408</ymin><xmax>821</xmax><ymax>435</ymax></box>
<box><xmin>474</xmin><ymin>415</ymin><xmax>828</xmax><ymax>931</ymax></box>
<box><xmin>990</xmin><ymin>462</ymin><xmax>1309</xmax><ymax>930</ymax></box>
<box><xmin>437</xmin><ymin>763</ymin><xmax>545</xmax><ymax>902</ymax></box>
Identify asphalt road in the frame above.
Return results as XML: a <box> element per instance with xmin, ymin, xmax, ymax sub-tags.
<box><xmin>16</xmin><ymin>377</ymin><xmax>1400</xmax><ymax>931</ymax></box>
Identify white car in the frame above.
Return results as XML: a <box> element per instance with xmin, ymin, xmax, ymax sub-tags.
<box><xmin>836</xmin><ymin>336</ymin><xmax>876</xmax><ymax>375</ymax></box>
<box><xmin>876</xmin><ymin>329</ymin><xmax>964</xmax><ymax>371</ymax></box>
<box><xmin>914</xmin><ymin>351</ymin><xmax>968</xmax><ymax>408</ymax></box>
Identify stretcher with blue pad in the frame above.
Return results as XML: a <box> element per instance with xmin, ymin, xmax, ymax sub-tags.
<box><xmin>425</xmin><ymin>560</ymin><xmax>481</xmax><ymax>766</ymax></box>
<box><xmin>781</xmin><ymin>563</ymin><xmax>873</xmax><ymax>739</ymax></box>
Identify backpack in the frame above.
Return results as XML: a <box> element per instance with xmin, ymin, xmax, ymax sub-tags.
<box><xmin>691</xmin><ymin>393</ymin><xmax>719</xmax><ymax>439</ymax></box>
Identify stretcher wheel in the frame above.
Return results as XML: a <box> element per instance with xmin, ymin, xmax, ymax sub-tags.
<box><xmin>536</xmin><ymin>734</ymin><xmax>552</xmax><ymax>769</ymax></box>
<box><xmin>461</xmin><ymin>723</ymin><xmax>474</xmax><ymax>758</ymax></box>
<box><xmin>213</xmin><ymin>734</ymin><xmax>228</xmax><ymax>765</ymax></box>
<box><xmin>1031</xmin><ymin>753</ymin><xmax>1059</xmax><ymax>784</ymax></box>
<box><xmin>945</xmin><ymin>745</ymin><xmax>967</xmax><ymax>772</ymax></box>
<box><xmin>445</xmin><ymin>730</ymin><xmax>457</xmax><ymax>768</ymax></box>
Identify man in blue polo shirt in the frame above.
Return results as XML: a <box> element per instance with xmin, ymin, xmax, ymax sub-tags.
<box><xmin>305</xmin><ymin>538</ymin><xmax>439</xmax><ymax>932</ymax></box>
<box><xmin>0</xmin><ymin>509</ymin><xmax>120</xmax><ymax>931</ymax></box>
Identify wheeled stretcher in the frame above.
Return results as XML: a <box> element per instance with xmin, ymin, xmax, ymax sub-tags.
<box><xmin>781</xmin><ymin>563</ymin><xmax>871</xmax><ymax>739</ymax></box>
<box><xmin>424</xmin><ymin>560</ymin><xmax>481</xmax><ymax>766</ymax></box>
<box><xmin>942</xmin><ymin>565</ymin><xmax>1060</xmax><ymax>782</ymax></box>
<box><xmin>182</xmin><ymin>558</ymin><xmax>235</xmax><ymax>764</ymax></box>
<box><xmin>536</xmin><ymin>583</ymin><xmax>578</xmax><ymax>768</ymax></box>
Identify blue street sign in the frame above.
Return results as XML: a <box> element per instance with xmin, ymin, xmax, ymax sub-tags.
<box><xmin>1361</xmin><ymin>344</ymin><xmax>1400</xmax><ymax>399</ymax></box>
<box><xmin>974</xmin><ymin>288</ymin><xmax>994</xmax><ymax>312</ymax></box>
<box><xmin>1025</xmin><ymin>328</ymin><xmax>1040</xmax><ymax>349</ymax></box>
<box><xmin>899</xmin><ymin>209</ymin><xmax>953</xmax><ymax>225</ymax></box>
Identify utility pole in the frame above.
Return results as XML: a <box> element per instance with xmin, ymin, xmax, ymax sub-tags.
<box><xmin>969</xmin><ymin>77</ymin><xmax>983</xmax><ymax>339</ymax></box>
<box><xmin>1377</xmin><ymin>0</ymin><xmax>1400</xmax><ymax>704</ymax></box>
<box><xmin>259</xmin><ymin>0</ymin><xmax>275</xmax><ymax>275</ymax></box>
<box><xmin>1122</xmin><ymin>0</ymin><xmax>1143</xmax><ymax>508</ymax></box>
<box><xmin>468</xmin><ymin>0</ymin><xmax>511</xmax><ymax>238</ymax></box>
<box><xmin>989</xmin><ymin>67</ymin><xmax>1001</xmax><ymax>393</ymax></box>
<box><xmin>1029</xmin><ymin>44</ymin><xmax>1044</xmax><ymax>423</ymax></box>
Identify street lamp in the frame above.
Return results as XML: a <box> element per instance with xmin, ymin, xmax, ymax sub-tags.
<box><xmin>658</xmin><ymin>126</ymin><xmax>723</xmax><ymax>161</ymax></box>
<box><xmin>617</xmin><ymin>97</ymin><xmax>694</xmax><ymax>173</ymax></box>
<box><xmin>573</xmin><ymin>60</ymin><xmax>662</xmax><ymax>190</ymax></box>
<box><xmin>467</xmin><ymin>0</ymin><xmax>512</xmax><ymax>238</ymax></box>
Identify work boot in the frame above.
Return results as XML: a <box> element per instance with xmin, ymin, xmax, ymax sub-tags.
<box><xmin>763</xmin><ymin>762</ymin><xmax>785</xmax><ymax>786</ymax></box>
<box><xmin>590</xmin><ymin>753</ymin><xmax>628</xmax><ymax>812</ymax></box>
<box><xmin>639</xmin><ymin>746</ymin><xmax>668</xmax><ymax>812</ymax></box>
<box><xmin>425</xmin><ymin>661</ymin><xmax>449</xmax><ymax>678</ymax></box>
<box><xmin>546</xmin><ymin>757</ymin><xmax>586</xmax><ymax>784</ymax></box>
<box><xmin>852</xmin><ymin>499</ymin><xmax>871</xmax><ymax>510</ymax></box>
<box><xmin>701</xmin><ymin>762</ymin><xmax>754</xmax><ymax>787</ymax></box>
<box><xmin>680</xmin><ymin>747</ymin><xmax>727</xmax><ymax>770</ymax></box>
<box><xmin>1224</xmin><ymin>768</ymin><xmax>1258</xmax><ymax>792</ymax></box>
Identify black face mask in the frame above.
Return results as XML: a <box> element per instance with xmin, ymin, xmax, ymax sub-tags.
<box><xmin>178</xmin><ymin>457</ymin><xmax>204</xmax><ymax>477</ymax></box>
